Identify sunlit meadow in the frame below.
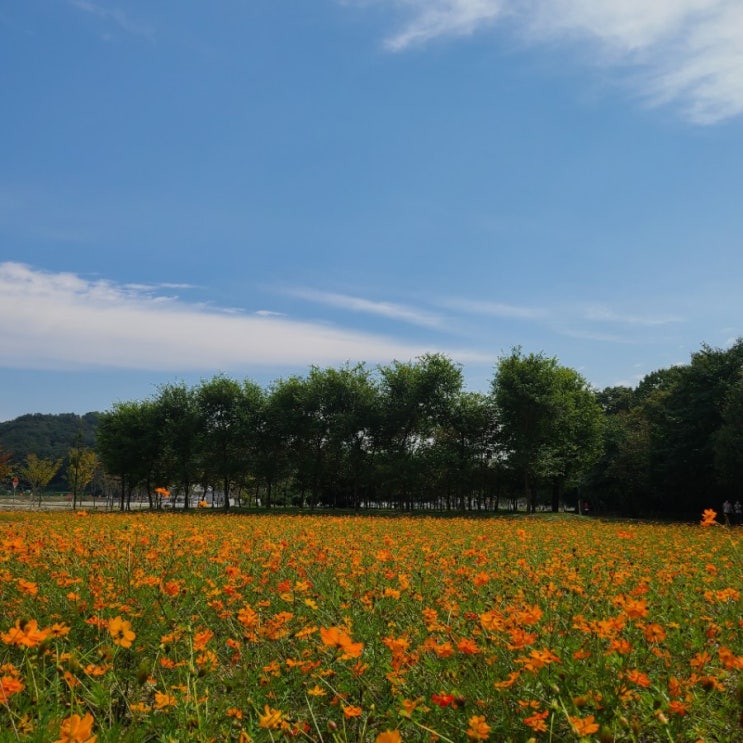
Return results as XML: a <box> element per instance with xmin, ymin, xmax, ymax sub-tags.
<box><xmin>0</xmin><ymin>511</ymin><xmax>740</xmax><ymax>742</ymax></box>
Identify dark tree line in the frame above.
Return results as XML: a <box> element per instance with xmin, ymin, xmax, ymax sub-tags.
<box><xmin>95</xmin><ymin>351</ymin><xmax>606</xmax><ymax>513</ymax></box>
<box><xmin>584</xmin><ymin>339</ymin><xmax>743</xmax><ymax>517</ymax></box>
<box><xmin>4</xmin><ymin>340</ymin><xmax>739</xmax><ymax>518</ymax></box>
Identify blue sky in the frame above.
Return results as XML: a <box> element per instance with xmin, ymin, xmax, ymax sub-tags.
<box><xmin>2</xmin><ymin>1</ymin><xmax>742</xmax><ymax>421</ymax></box>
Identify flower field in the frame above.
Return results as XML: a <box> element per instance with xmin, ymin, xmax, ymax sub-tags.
<box><xmin>0</xmin><ymin>511</ymin><xmax>740</xmax><ymax>742</ymax></box>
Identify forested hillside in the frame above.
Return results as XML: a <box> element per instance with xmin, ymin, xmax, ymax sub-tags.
<box><xmin>0</xmin><ymin>412</ymin><xmax>99</xmax><ymax>464</ymax></box>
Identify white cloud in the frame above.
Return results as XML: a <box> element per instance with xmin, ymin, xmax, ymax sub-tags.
<box><xmin>0</xmin><ymin>263</ymin><xmax>474</xmax><ymax>372</ymax></box>
<box><xmin>382</xmin><ymin>0</ymin><xmax>510</xmax><ymax>51</ymax></box>
<box><xmin>286</xmin><ymin>287</ymin><xmax>446</xmax><ymax>329</ymax></box>
<box><xmin>351</xmin><ymin>0</ymin><xmax>743</xmax><ymax>123</ymax></box>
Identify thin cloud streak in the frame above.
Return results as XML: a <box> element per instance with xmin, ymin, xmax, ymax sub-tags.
<box><xmin>0</xmin><ymin>264</ymin><xmax>477</xmax><ymax>372</ymax></box>
<box><xmin>581</xmin><ymin>305</ymin><xmax>683</xmax><ymax>326</ymax></box>
<box><xmin>351</xmin><ymin>0</ymin><xmax>743</xmax><ymax>123</ymax></box>
<box><xmin>442</xmin><ymin>297</ymin><xmax>545</xmax><ymax>320</ymax></box>
<box><xmin>286</xmin><ymin>288</ymin><xmax>446</xmax><ymax>329</ymax></box>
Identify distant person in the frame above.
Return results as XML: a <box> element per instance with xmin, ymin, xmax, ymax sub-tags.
<box><xmin>722</xmin><ymin>499</ymin><xmax>733</xmax><ymax>526</ymax></box>
<box><xmin>734</xmin><ymin>500</ymin><xmax>742</xmax><ymax>525</ymax></box>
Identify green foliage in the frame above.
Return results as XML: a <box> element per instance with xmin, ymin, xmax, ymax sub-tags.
<box><xmin>0</xmin><ymin>412</ymin><xmax>99</xmax><ymax>474</ymax></box>
<box><xmin>18</xmin><ymin>452</ymin><xmax>62</xmax><ymax>504</ymax></box>
<box><xmin>4</xmin><ymin>340</ymin><xmax>742</xmax><ymax>519</ymax></box>
<box><xmin>491</xmin><ymin>349</ymin><xmax>604</xmax><ymax>512</ymax></box>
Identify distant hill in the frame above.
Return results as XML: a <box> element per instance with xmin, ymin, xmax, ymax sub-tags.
<box><xmin>0</xmin><ymin>412</ymin><xmax>100</xmax><ymax>464</ymax></box>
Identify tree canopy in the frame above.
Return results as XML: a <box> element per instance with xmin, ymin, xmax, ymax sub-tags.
<box><xmin>4</xmin><ymin>339</ymin><xmax>741</xmax><ymax>518</ymax></box>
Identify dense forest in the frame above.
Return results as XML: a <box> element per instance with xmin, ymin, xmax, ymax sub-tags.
<box><xmin>1</xmin><ymin>340</ymin><xmax>741</xmax><ymax>518</ymax></box>
<box><xmin>0</xmin><ymin>412</ymin><xmax>99</xmax><ymax>461</ymax></box>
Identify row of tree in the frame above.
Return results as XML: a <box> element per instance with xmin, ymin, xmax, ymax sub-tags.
<box><xmin>93</xmin><ymin>350</ymin><xmax>605</xmax><ymax>513</ymax></box>
<box><xmin>4</xmin><ymin>340</ymin><xmax>740</xmax><ymax>517</ymax></box>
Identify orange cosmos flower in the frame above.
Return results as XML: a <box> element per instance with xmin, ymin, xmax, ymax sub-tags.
<box><xmin>523</xmin><ymin>709</ymin><xmax>549</xmax><ymax>733</ymax></box>
<box><xmin>457</xmin><ymin>637</ymin><xmax>479</xmax><ymax>655</ymax></box>
<box><xmin>494</xmin><ymin>671</ymin><xmax>520</xmax><ymax>689</ymax></box>
<box><xmin>108</xmin><ymin>616</ymin><xmax>135</xmax><ymax>648</ymax></box>
<box><xmin>466</xmin><ymin>715</ymin><xmax>491</xmax><ymax>740</ymax></box>
<box><xmin>319</xmin><ymin>626</ymin><xmax>363</xmax><ymax>659</ymax></box>
<box><xmin>193</xmin><ymin>628</ymin><xmax>214</xmax><ymax>651</ymax></box>
<box><xmin>0</xmin><ymin>675</ymin><xmax>25</xmax><ymax>703</ymax></box>
<box><xmin>700</xmin><ymin>509</ymin><xmax>717</xmax><ymax>526</ymax></box>
<box><xmin>16</xmin><ymin>579</ymin><xmax>38</xmax><ymax>596</ymax></box>
<box><xmin>625</xmin><ymin>669</ymin><xmax>651</xmax><ymax>688</ymax></box>
<box><xmin>154</xmin><ymin>692</ymin><xmax>177</xmax><ymax>709</ymax></box>
<box><xmin>343</xmin><ymin>704</ymin><xmax>363</xmax><ymax>718</ymax></box>
<box><xmin>570</xmin><ymin>715</ymin><xmax>600</xmax><ymax>736</ymax></box>
<box><xmin>258</xmin><ymin>704</ymin><xmax>284</xmax><ymax>729</ymax></box>
<box><xmin>53</xmin><ymin>712</ymin><xmax>96</xmax><ymax>743</ymax></box>
<box><xmin>375</xmin><ymin>731</ymin><xmax>403</xmax><ymax>743</ymax></box>
<box><xmin>623</xmin><ymin>599</ymin><xmax>648</xmax><ymax>620</ymax></box>
<box><xmin>1</xmin><ymin>619</ymin><xmax>49</xmax><ymax>648</ymax></box>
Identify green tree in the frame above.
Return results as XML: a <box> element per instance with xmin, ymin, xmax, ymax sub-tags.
<box><xmin>712</xmin><ymin>374</ymin><xmax>743</xmax><ymax>493</ymax></box>
<box><xmin>427</xmin><ymin>392</ymin><xmax>497</xmax><ymax>511</ymax></box>
<box><xmin>491</xmin><ymin>349</ymin><xmax>603</xmax><ymax>512</ymax></box>
<box><xmin>66</xmin><ymin>446</ymin><xmax>99</xmax><ymax>510</ymax></box>
<box><xmin>377</xmin><ymin>354</ymin><xmax>463</xmax><ymax>509</ymax></box>
<box><xmin>155</xmin><ymin>382</ymin><xmax>201</xmax><ymax>509</ymax></box>
<box><xmin>97</xmin><ymin>400</ymin><xmax>163</xmax><ymax>510</ymax></box>
<box><xmin>20</xmin><ymin>453</ymin><xmax>61</xmax><ymax>506</ymax></box>
<box><xmin>196</xmin><ymin>375</ymin><xmax>256</xmax><ymax>510</ymax></box>
<box><xmin>652</xmin><ymin>340</ymin><xmax>743</xmax><ymax>515</ymax></box>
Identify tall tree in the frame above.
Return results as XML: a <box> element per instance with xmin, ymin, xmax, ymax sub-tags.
<box><xmin>97</xmin><ymin>400</ymin><xmax>163</xmax><ymax>510</ymax></box>
<box><xmin>377</xmin><ymin>354</ymin><xmax>463</xmax><ymax>509</ymax></box>
<box><xmin>66</xmin><ymin>446</ymin><xmax>99</xmax><ymax>510</ymax></box>
<box><xmin>155</xmin><ymin>382</ymin><xmax>201</xmax><ymax>509</ymax></box>
<box><xmin>196</xmin><ymin>375</ymin><xmax>255</xmax><ymax>510</ymax></box>
<box><xmin>491</xmin><ymin>349</ymin><xmax>603</xmax><ymax>512</ymax></box>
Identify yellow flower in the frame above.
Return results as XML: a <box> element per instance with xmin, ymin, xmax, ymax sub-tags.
<box><xmin>376</xmin><ymin>731</ymin><xmax>403</xmax><ymax>743</ymax></box>
<box><xmin>258</xmin><ymin>704</ymin><xmax>284</xmax><ymax>729</ymax></box>
<box><xmin>570</xmin><ymin>715</ymin><xmax>600</xmax><ymax>737</ymax></box>
<box><xmin>466</xmin><ymin>715</ymin><xmax>491</xmax><ymax>740</ymax></box>
<box><xmin>153</xmin><ymin>692</ymin><xmax>177</xmax><ymax>709</ymax></box>
<box><xmin>108</xmin><ymin>616</ymin><xmax>135</xmax><ymax>649</ymax></box>
<box><xmin>53</xmin><ymin>712</ymin><xmax>96</xmax><ymax>743</ymax></box>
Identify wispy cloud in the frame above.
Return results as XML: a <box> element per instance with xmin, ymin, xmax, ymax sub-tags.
<box><xmin>581</xmin><ymin>304</ymin><xmax>682</xmax><ymax>327</ymax></box>
<box><xmin>348</xmin><ymin>0</ymin><xmax>743</xmax><ymax>123</ymax></box>
<box><xmin>440</xmin><ymin>294</ymin><xmax>686</xmax><ymax>345</ymax></box>
<box><xmin>69</xmin><ymin>0</ymin><xmax>154</xmax><ymax>40</ymax></box>
<box><xmin>286</xmin><ymin>288</ymin><xmax>446</xmax><ymax>329</ymax></box>
<box><xmin>0</xmin><ymin>263</ymin><xmax>458</xmax><ymax>372</ymax></box>
<box><xmin>441</xmin><ymin>297</ymin><xmax>545</xmax><ymax>320</ymax></box>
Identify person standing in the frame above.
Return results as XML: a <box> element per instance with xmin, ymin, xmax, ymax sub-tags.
<box><xmin>734</xmin><ymin>500</ymin><xmax>742</xmax><ymax>525</ymax></box>
<box><xmin>722</xmin><ymin>499</ymin><xmax>733</xmax><ymax>526</ymax></box>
